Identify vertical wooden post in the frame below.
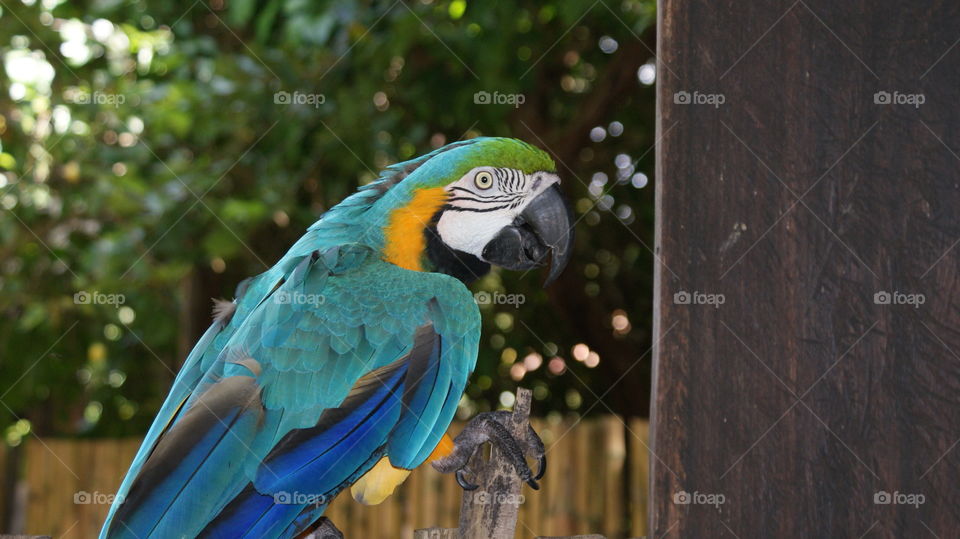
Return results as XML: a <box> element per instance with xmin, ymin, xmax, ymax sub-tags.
<box><xmin>457</xmin><ymin>388</ymin><xmax>532</xmax><ymax>539</ymax></box>
<box><xmin>653</xmin><ymin>0</ymin><xmax>960</xmax><ymax>536</ymax></box>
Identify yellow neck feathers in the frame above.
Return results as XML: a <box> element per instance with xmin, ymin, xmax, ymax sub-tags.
<box><xmin>383</xmin><ymin>187</ymin><xmax>448</xmax><ymax>271</ymax></box>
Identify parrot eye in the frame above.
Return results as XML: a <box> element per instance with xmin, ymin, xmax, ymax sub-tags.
<box><xmin>474</xmin><ymin>171</ymin><xmax>494</xmax><ymax>190</ymax></box>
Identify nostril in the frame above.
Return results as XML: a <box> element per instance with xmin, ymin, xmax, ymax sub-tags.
<box><xmin>530</xmin><ymin>176</ymin><xmax>542</xmax><ymax>192</ymax></box>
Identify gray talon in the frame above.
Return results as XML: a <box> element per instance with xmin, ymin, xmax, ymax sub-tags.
<box><xmin>456</xmin><ymin>468</ymin><xmax>479</xmax><ymax>490</ymax></box>
<box><xmin>535</xmin><ymin>454</ymin><xmax>547</xmax><ymax>480</ymax></box>
<box><xmin>432</xmin><ymin>411</ymin><xmax>546</xmax><ymax>492</ymax></box>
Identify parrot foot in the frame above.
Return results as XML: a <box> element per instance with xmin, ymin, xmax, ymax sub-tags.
<box><xmin>431</xmin><ymin>411</ymin><xmax>546</xmax><ymax>490</ymax></box>
<box><xmin>303</xmin><ymin>516</ymin><xmax>343</xmax><ymax>539</ymax></box>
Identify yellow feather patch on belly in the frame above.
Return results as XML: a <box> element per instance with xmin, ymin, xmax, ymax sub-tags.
<box><xmin>383</xmin><ymin>187</ymin><xmax>449</xmax><ymax>271</ymax></box>
<box><xmin>351</xmin><ymin>457</ymin><xmax>412</xmax><ymax>506</ymax></box>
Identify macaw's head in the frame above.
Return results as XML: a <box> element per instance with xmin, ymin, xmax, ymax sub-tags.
<box><xmin>373</xmin><ymin>137</ymin><xmax>574</xmax><ymax>285</ymax></box>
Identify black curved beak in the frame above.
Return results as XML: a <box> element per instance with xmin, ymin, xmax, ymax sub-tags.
<box><xmin>481</xmin><ymin>183</ymin><xmax>574</xmax><ymax>286</ymax></box>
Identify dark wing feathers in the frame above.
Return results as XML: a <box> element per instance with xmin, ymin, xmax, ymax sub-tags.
<box><xmin>111</xmin><ymin>374</ymin><xmax>264</xmax><ymax>537</ymax></box>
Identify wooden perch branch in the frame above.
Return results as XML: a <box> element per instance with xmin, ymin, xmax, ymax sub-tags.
<box><xmin>415</xmin><ymin>388</ymin><xmax>607</xmax><ymax>539</ymax></box>
<box><xmin>414</xmin><ymin>388</ymin><xmax>532</xmax><ymax>539</ymax></box>
<box><xmin>456</xmin><ymin>387</ymin><xmax>532</xmax><ymax>539</ymax></box>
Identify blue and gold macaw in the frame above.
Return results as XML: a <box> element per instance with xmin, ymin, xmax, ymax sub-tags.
<box><xmin>101</xmin><ymin>137</ymin><xmax>573</xmax><ymax>538</ymax></box>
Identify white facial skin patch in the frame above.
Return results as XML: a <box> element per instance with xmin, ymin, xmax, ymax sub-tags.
<box><xmin>437</xmin><ymin>167</ymin><xmax>560</xmax><ymax>258</ymax></box>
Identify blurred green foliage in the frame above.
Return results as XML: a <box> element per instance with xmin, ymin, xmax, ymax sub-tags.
<box><xmin>0</xmin><ymin>0</ymin><xmax>656</xmax><ymax>441</ymax></box>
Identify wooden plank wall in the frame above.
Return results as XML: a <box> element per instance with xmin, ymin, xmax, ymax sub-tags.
<box><xmin>17</xmin><ymin>417</ymin><xmax>647</xmax><ymax>538</ymax></box>
<box><xmin>652</xmin><ymin>0</ymin><xmax>960</xmax><ymax>536</ymax></box>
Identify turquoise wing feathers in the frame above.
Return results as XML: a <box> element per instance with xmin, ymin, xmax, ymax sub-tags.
<box><xmin>101</xmin><ymin>243</ymin><xmax>480</xmax><ymax>538</ymax></box>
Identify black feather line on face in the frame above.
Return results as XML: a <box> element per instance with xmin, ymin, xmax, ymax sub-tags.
<box><xmin>448</xmin><ymin>185</ymin><xmax>477</xmax><ymax>195</ymax></box>
<box><xmin>448</xmin><ymin>186</ymin><xmax>512</xmax><ymax>200</ymax></box>
<box><xmin>448</xmin><ymin>194</ymin><xmax>517</xmax><ymax>203</ymax></box>
<box><xmin>494</xmin><ymin>168</ymin><xmax>525</xmax><ymax>194</ymax></box>
<box><xmin>442</xmin><ymin>203</ymin><xmax>514</xmax><ymax>213</ymax></box>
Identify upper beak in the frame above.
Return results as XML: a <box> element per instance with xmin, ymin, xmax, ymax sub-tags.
<box><xmin>481</xmin><ymin>183</ymin><xmax>575</xmax><ymax>286</ymax></box>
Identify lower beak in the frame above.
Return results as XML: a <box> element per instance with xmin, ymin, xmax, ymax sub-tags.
<box><xmin>480</xmin><ymin>184</ymin><xmax>574</xmax><ymax>286</ymax></box>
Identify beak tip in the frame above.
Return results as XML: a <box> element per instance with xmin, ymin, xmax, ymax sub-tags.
<box><xmin>541</xmin><ymin>244</ymin><xmax>572</xmax><ymax>288</ymax></box>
